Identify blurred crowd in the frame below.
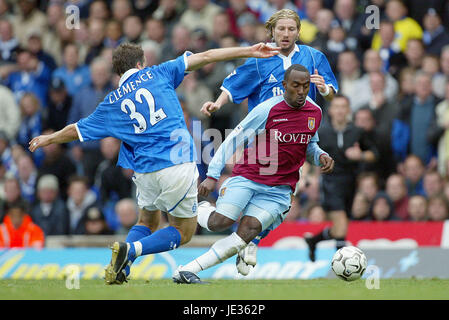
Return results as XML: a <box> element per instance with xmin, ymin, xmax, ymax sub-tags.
<box><xmin>0</xmin><ymin>0</ymin><xmax>448</xmax><ymax>247</ymax></box>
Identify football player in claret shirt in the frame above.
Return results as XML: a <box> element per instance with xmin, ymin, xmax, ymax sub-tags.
<box><xmin>201</xmin><ymin>8</ymin><xmax>338</xmax><ymax>275</ymax></box>
<box><xmin>28</xmin><ymin>42</ymin><xmax>280</xmax><ymax>285</ymax></box>
<box><xmin>173</xmin><ymin>64</ymin><xmax>334</xmax><ymax>284</ymax></box>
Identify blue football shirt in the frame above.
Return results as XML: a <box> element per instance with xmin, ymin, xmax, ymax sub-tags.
<box><xmin>221</xmin><ymin>44</ymin><xmax>339</xmax><ymax>112</ymax></box>
<box><xmin>76</xmin><ymin>52</ymin><xmax>196</xmax><ymax>173</ymax></box>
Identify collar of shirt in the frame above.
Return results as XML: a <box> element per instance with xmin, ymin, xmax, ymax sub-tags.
<box><xmin>118</xmin><ymin>68</ymin><xmax>140</xmax><ymax>87</ymax></box>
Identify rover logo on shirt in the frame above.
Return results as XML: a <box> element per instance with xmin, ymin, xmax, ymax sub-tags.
<box><xmin>273</xmin><ymin>130</ymin><xmax>312</xmax><ymax>144</ymax></box>
<box><xmin>308</xmin><ymin>117</ymin><xmax>315</xmax><ymax>130</ymax></box>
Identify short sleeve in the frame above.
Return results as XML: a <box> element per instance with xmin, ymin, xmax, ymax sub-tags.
<box><xmin>157</xmin><ymin>51</ymin><xmax>192</xmax><ymax>89</ymax></box>
<box><xmin>221</xmin><ymin>58</ymin><xmax>261</xmax><ymax>104</ymax></box>
<box><xmin>75</xmin><ymin>103</ymin><xmax>110</xmax><ymax>142</ymax></box>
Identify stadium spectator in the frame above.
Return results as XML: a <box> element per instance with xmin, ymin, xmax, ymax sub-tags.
<box><xmin>4</xmin><ymin>47</ymin><xmax>51</xmax><ymax>107</ymax></box>
<box><xmin>403</xmin><ymin>38</ymin><xmax>425</xmax><ymax>72</ymax></box>
<box><xmin>16</xmin><ymin>153</ymin><xmax>37</xmax><ymax>204</ymax></box>
<box><xmin>385</xmin><ymin>173</ymin><xmax>410</xmax><ymax>220</ymax></box>
<box><xmin>332</xmin><ymin>0</ymin><xmax>365</xmax><ymax>52</ymax></box>
<box><xmin>371</xmin><ymin>0</ymin><xmax>423</xmax><ymax>53</ymax></box>
<box><xmin>11</xmin><ymin>0</ymin><xmax>47</xmax><ymax>47</ymax></box>
<box><xmin>0</xmin><ymin>19</ymin><xmax>20</xmax><ymax>64</ymax></box>
<box><xmin>335</xmin><ymin>50</ymin><xmax>361</xmax><ymax>101</ymax></box>
<box><xmin>236</xmin><ymin>12</ymin><xmax>259</xmax><ymax>46</ymax></box>
<box><xmin>433</xmin><ymin>45</ymin><xmax>449</xmax><ymax>100</ymax></box>
<box><xmin>52</xmin><ymin>43</ymin><xmax>91</xmax><ymax>97</ymax></box>
<box><xmin>122</xmin><ymin>15</ymin><xmax>144</xmax><ymax>44</ymax></box>
<box><xmin>309</xmin><ymin>8</ymin><xmax>334</xmax><ymax>51</ymax></box>
<box><xmin>89</xmin><ymin>0</ymin><xmax>110</xmax><ymax>21</ymax></box>
<box><xmin>179</xmin><ymin>0</ymin><xmax>222</xmax><ymax>38</ymax></box>
<box><xmin>305</xmin><ymin>203</ymin><xmax>327</xmax><ymax>223</ymax></box>
<box><xmin>354</xmin><ymin>106</ymin><xmax>394</xmax><ymax>180</ymax></box>
<box><xmin>161</xmin><ymin>23</ymin><xmax>192</xmax><ymax>62</ymax></box>
<box><xmin>423</xmin><ymin>170</ymin><xmax>444</xmax><ymax>198</ymax></box>
<box><xmin>350</xmin><ymin>191</ymin><xmax>370</xmax><ymax>220</ymax></box>
<box><xmin>368</xmin><ymin>192</ymin><xmax>399</xmax><ymax>221</ymax></box>
<box><xmin>85</xmin><ymin>18</ymin><xmax>106</xmax><ymax>65</ymax></box>
<box><xmin>356</xmin><ymin>172</ymin><xmax>380</xmax><ymax>203</ymax></box>
<box><xmin>44</xmin><ymin>78</ymin><xmax>72</xmax><ymax>132</ymax></box>
<box><xmin>67</xmin><ymin>57</ymin><xmax>113</xmax><ymax>183</ymax></box>
<box><xmin>114</xmin><ymin>198</ymin><xmax>138</xmax><ymax>235</ymax></box>
<box><xmin>422</xmin><ymin>8</ymin><xmax>449</xmax><ymax>57</ymax></box>
<box><xmin>0</xmin><ymin>132</ymin><xmax>17</xmax><ymax>177</ymax></box>
<box><xmin>350</xmin><ymin>49</ymin><xmax>399</xmax><ymax>111</ymax></box>
<box><xmin>297</xmin><ymin>0</ymin><xmax>321</xmax><ymax>45</ymax></box>
<box><xmin>17</xmin><ymin>93</ymin><xmax>42</xmax><ymax>153</ymax></box>
<box><xmin>30</xmin><ymin>174</ymin><xmax>69</xmax><ymax>235</ymax></box>
<box><xmin>111</xmin><ymin>0</ymin><xmax>133</xmax><ymax>24</ymax></box>
<box><xmin>0</xmin><ymin>84</ymin><xmax>20</xmax><ymax>141</ymax></box>
<box><xmin>322</xmin><ymin>20</ymin><xmax>350</xmax><ymax>72</ymax></box>
<box><xmin>430</xmin><ymin>82</ymin><xmax>449</xmax><ymax>177</ymax></box>
<box><xmin>0</xmin><ymin>199</ymin><xmax>44</xmax><ymax>248</ymax></box>
<box><xmin>402</xmin><ymin>154</ymin><xmax>426</xmax><ymax>196</ymax></box>
<box><xmin>26</xmin><ymin>30</ymin><xmax>56</xmax><ymax>72</ymax></box>
<box><xmin>225</xmin><ymin>0</ymin><xmax>258</xmax><ymax>40</ymax></box>
<box><xmin>151</xmin><ymin>0</ymin><xmax>184</xmax><ymax>36</ymax></box>
<box><xmin>407</xmin><ymin>194</ymin><xmax>428</xmax><ymax>221</ymax></box>
<box><xmin>397</xmin><ymin>67</ymin><xmax>416</xmax><ymax>101</ymax></box>
<box><xmin>83</xmin><ymin>206</ymin><xmax>113</xmax><ymax>235</ymax></box>
<box><xmin>210</xmin><ymin>11</ymin><xmax>231</xmax><ymax>46</ymax></box>
<box><xmin>374</xmin><ymin>19</ymin><xmax>406</xmax><ymax>77</ymax></box>
<box><xmin>42</xmin><ymin>1</ymin><xmax>64</xmax><ymax>66</ymax></box>
<box><xmin>103</xmin><ymin>19</ymin><xmax>124</xmax><ymax>49</ymax></box>
<box><xmin>66</xmin><ymin>175</ymin><xmax>98</xmax><ymax>235</ymax></box>
<box><xmin>427</xmin><ymin>194</ymin><xmax>449</xmax><ymax>221</ymax></box>
<box><xmin>36</xmin><ymin>128</ymin><xmax>76</xmax><ymax>199</ymax></box>
<box><xmin>248</xmin><ymin>0</ymin><xmax>297</xmax><ymax>23</ymax></box>
<box><xmin>392</xmin><ymin>72</ymin><xmax>442</xmax><ymax>165</ymax></box>
<box><xmin>0</xmin><ymin>175</ymin><xmax>26</xmax><ymax>222</ymax></box>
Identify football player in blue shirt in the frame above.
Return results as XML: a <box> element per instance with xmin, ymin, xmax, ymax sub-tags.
<box><xmin>28</xmin><ymin>42</ymin><xmax>280</xmax><ymax>285</ymax></box>
<box><xmin>200</xmin><ymin>9</ymin><xmax>339</xmax><ymax>275</ymax></box>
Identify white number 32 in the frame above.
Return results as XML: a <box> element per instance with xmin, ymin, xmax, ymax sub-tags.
<box><xmin>120</xmin><ymin>88</ymin><xmax>167</xmax><ymax>133</ymax></box>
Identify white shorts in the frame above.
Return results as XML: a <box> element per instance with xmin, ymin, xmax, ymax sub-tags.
<box><xmin>132</xmin><ymin>162</ymin><xmax>199</xmax><ymax>218</ymax></box>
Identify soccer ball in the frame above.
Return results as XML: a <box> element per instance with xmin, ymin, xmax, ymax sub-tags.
<box><xmin>331</xmin><ymin>246</ymin><xmax>367</xmax><ymax>281</ymax></box>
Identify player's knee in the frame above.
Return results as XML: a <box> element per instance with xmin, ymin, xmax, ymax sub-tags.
<box><xmin>207</xmin><ymin>212</ymin><xmax>235</xmax><ymax>232</ymax></box>
<box><xmin>237</xmin><ymin>216</ymin><xmax>262</xmax><ymax>243</ymax></box>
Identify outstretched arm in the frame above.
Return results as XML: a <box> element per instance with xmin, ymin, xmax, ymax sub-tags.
<box><xmin>29</xmin><ymin>124</ymin><xmax>79</xmax><ymax>152</ymax></box>
<box><xmin>186</xmin><ymin>43</ymin><xmax>279</xmax><ymax>72</ymax></box>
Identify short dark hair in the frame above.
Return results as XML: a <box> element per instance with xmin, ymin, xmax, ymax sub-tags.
<box><xmin>284</xmin><ymin>64</ymin><xmax>309</xmax><ymax>81</ymax></box>
<box><xmin>112</xmin><ymin>42</ymin><xmax>145</xmax><ymax>75</ymax></box>
<box><xmin>333</xmin><ymin>93</ymin><xmax>350</xmax><ymax>104</ymax></box>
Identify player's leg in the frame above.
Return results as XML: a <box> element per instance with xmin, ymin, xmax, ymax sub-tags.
<box><xmin>105</xmin><ymin>209</ymin><xmax>160</xmax><ymax>284</ymax></box>
<box><xmin>236</xmin><ymin>168</ymin><xmax>303</xmax><ymax>270</ymax></box>
<box><xmin>105</xmin><ymin>162</ymin><xmax>199</xmax><ymax>283</ymax></box>
<box><xmin>174</xmin><ymin>215</ymin><xmax>262</xmax><ymax>284</ymax></box>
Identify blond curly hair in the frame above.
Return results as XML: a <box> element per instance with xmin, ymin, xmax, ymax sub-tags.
<box><xmin>264</xmin><ymin>9</ymin><xmax>301</xmax><ymax>41</ymax></box>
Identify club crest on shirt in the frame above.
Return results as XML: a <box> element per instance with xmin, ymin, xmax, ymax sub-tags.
<box><xmin>308</xmin><ymin>117</ymin><xmax>315</xmax><ymax>130</ymax></box>
<box><xmin>219</xmin><ymin>187</ymin><xmax>226</xmax><ymax>197</ymax></box>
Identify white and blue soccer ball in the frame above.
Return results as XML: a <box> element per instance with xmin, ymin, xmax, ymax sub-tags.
<box><xmin>331</xmin><ymin>246</ymin><xmax>367</xmax><ymax>281</ymax></box>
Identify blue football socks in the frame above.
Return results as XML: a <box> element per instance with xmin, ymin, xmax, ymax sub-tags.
<box><xmin>128</xmin><ymin>226</ymin><xmax>181</xmax><ymax>260</ymax></box>
<box><xmin>124</xmin><ymin>225</ymin><xmax>152</xmax><ymax>276</ymax></box>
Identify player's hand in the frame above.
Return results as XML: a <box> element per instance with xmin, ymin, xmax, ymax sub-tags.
<box><xmin>28</xmin><ymin>135</ymin><xmax>51</xmax><ymax>152</ymax></box>
<box><xmin>310</xmin><ymin>69</ymin><xmax>327</xmax><ymax>93</ymax></box>
<box><xmin>198</xmin><ymin>177</ymin><xmax>217</xmax><ymax>197</ymax></box>
<box><xmin>319</xmin><ymin>154</ymin><xmax>334</xmax><ymax>174</ymax></box>
<box><xmin>249</xmin><ymin>43</ymin><xmax>280</xmax><ymax>58</ymax></box>
<box><xmin>201</xmin><ymin>101</ymin><xmax>221</xmax><ymax>116</ymax></box>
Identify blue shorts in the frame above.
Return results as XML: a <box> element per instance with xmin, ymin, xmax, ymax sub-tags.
<box><xmin>216</xmin><ymin>176</ymin><xmax>291</xmax><ymax>231</ymax></box>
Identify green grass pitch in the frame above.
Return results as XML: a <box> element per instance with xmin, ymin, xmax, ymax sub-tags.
<box><xmin>1</xmin><ymin>279</ymin><xmax>449</xmax><ymax>300</ymax></box>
